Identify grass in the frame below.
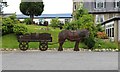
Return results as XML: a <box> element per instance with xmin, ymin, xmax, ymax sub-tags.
<box><xmin>1</xmin><ymin>25</ymin><xmax>118</xmax><ymax>49</ymax></box>
<box><xmin>2</xmin><ymin>25</ymin><xmax>75</xmax><ymax>49</ymax></box>
<box><xmin>94</xmin><ymin>38</ymin><xmax>117</xmax><ymax>49</ymax></box>
<box><xmin>2</xmin><ymin>34</ymin><xmax>19</xmax><ymax>49</ymax></box>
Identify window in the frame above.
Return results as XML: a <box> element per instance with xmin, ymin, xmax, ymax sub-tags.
<box><xmin>114</xmin><ymin>0</ymin><xmax>120</xmax><ymax>8</ymax></box>
<box><xmin>74</xmin><ymin>3</ymin><xmax>77</xmax><ymax>11</ymax></box>
<box><xmin>106</xmin><ymin>29</ymin><xmax>108</xmax><ymax>36</ymax></box>
<box><xmin>110</xmin><ymin>28</ymin><xmax>111</xmax><ymax>37</ymax></box>
<box><xmin>95</xmin><ymin>0</ymin><xmax>105</xmax><ymax>9</ymax></box>
<box><xmin>108</xmin><ymin>29</ymin><xmax>109</xmax><ymax>36</ymax></box>
<box><xmin>112</xmin><ymin>28</ymin><xmax>114</xmax><ymax>37</ymax></box>
<box><xmin>96</xmin><ymin>15</ymin><xmax>104</xmax><ymax>23</ymax></box>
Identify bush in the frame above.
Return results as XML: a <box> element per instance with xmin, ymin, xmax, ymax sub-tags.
<box><xmin>97</xmin><ymin>32</ymin><xmax>108</xmax><ymax>39</ymax></box>
<box><xmin>2</xmin><ymin>17</ymin><xmax>15</xmax><ymax>35</ymax></box>
<box><xmin>2</xmin><ymin>26</ymin><xmax>9</xmax><ymax>35</ymax></box>
<box><xmin>64</xmin><ymin>21</ymin><xmax>78</xmax><ymax>30</ymax></box>
<box><xmin>13</xmin><ymin>24</ymin><xmax>28</xmax><ymax>35</ymax></box>
<box><xmin>23</xmin><ymin>18</ymin><xmax>32</xmax><ymax>25</ymax></box>
<box><xmin>2</xmin><ymin>14</ymin><xmax>19</xmax><ymax>35</ymax></box>
<box><xmin>94</xmin><ymin>38</ymin><xmax>117</xmax><ymax>49</ymax></box>
<box><xmin>50</xmin><ymin>18</ymin><xmax>60</xmax><ymax>28</ymax></box>
<box><xmin>84</xmin><ymin>37</ymin><xmax>95</xmax><ymax>49</ymax></box>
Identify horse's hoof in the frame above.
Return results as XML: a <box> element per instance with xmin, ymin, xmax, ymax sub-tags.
<box><xmin>58</xmin><ymin>49</ymin><xmax>63</xmax><ymax>51</ymax></box>
<box><xmin>74</xmin><ymin>49</ymin><xmax>79</xmax><ymax>51</ymax></box>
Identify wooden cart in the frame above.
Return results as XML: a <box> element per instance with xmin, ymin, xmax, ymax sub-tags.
<box><xmin>17</xmin><ymin>33</ymin><xmax>52</xmax><ymax>51</ymax></box>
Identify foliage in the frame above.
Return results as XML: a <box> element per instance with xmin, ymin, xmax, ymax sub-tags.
<box><xmin>94</xmin><ymin>38</ymin><xmax>117</xmax><ymax>49</ymax></box>
<box><xmin>64</xmin><ymin>20</ymin><xmax>78</xmax><ymax>30</ymax></box>
<box><xmin>2</xmin><ymin>14</ymin><xmax>19</xmax><ymax>35</ymax></box>
<box><xmin>84</xmin><ymin>37</ymin><xmax>95</xmax><ymax>49</ymax></box>
<box><xmin>74</xmin><ymin>7</ymin><xmax>88</xmax><ymax>20</ymax></box>
<box><xmin>2</xmin><ymin>25</ymin><xmax>117</xmax><ymax>49</ymax></box>
<box><xmin>13</xmin><ymin>24</ymin><xmax>28</xmax><ymax>35</ymax></box>
<box><xmin>50</xmin><ymin>18</ymin><xmax>60</xmax><ymax>28</ymax></box>
<box><xmin>96</xmin><ymin>24</ymin><xmax>104</xmax><ymax>32</ymax></box>
<box><xmin>65</xmin><ymin>8</ymin><xmax>96</xmax><ymax>38</ymax></box>
<box><xmin>23</xmin><ymin>18</ymin><xmax>32</xmax><ymax>25</ymax></box>
<box><xmin>77</xmin><ymin>14</ymin><xmax>96</xmax><ymax>37</ymax></box>
<box><xmin>97</xmin><ymin>32</ymin><xmax>108</xmax><ymax>39</ymax></box>
<box><xmin>19</xmin><ymin>2</ymin><xmax>44</xmax><ymax>24</ymax></box>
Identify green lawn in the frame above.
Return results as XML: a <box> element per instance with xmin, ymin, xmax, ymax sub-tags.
<box><xmin>2</xmin><ymin>25</ymin><xmax>118</xmax><ymax>49</ymax></box>
<box><xmin>2</xmin><ymin>25</ymin><xmax>76</xmax><ymax>49</ymax></box>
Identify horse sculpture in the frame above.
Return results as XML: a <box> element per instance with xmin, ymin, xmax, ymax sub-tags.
<box><xmin>58</xmin><ymin>29</ymin><xmax>90</xmax><ymax>51</ymax></box>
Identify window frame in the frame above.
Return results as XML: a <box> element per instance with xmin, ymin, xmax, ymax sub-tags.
<box><xmin>96</xmin><ymin>15</ymin><xmax>104</xmax><ymax>24</ymax></box>
<box><xmin>95</xmin><ymin>0</ymin><xmax>105</xmax><ymax>9</ymax></box>
<box><xmin>114</xmin><ymin>0</ymin><xmax>120</xmax><ymax>8</ymax></box>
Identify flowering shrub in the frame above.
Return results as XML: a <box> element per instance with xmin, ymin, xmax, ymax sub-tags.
<box><xmin>97</xmin><ymin>32</ymin><xmax>108</xmax><ymax>39</ymax></box>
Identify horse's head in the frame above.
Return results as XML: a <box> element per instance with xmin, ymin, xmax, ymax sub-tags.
<box><xmin>79</xmin><ymin>29</ymin><xmax>90</xmax><ymax>39</ymax></box>
<box><xmin>84</xmin><ymin>29</ymin><xmax>90</xmax><ymax>38</ymax></box>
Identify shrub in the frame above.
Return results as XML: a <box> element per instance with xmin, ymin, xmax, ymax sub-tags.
<box><xmin>2</xmin><ymin>17</ymin><xmax>14</xmax><ymax>35</ymax></box>
<box><xmin>64</xmin><ymin>21</ymin><xmax>78</xmax><ymax>30</ymax></box>
<box><xmin>13</xmin><ymin>24</ymin><xmax>28</xmax><ymax>35</ymax></box>
<box><xmin>23</xmin><ymin>18</ymin><xmax>32</xmax><ymax>25</ymax></box>
<box><xmin>2</xmin><ymin>26</ymin><xmax>9</xmax><ymax>35</ymax></box>
<box><xmin>84</xmin><ymin>37</ymin><xmax>95</xmax><ymax>49</ymax></box>
<box><xmin>94</xmin><ymin>38</ymin><xmax>117</xmax><ymax>49</ymax></box>
<box><xmin>2</xmin><ymin>14</ymin><xmax>19</xmax><ymax>35</ymax></box>
<box><xmin>50</xmin><ymin>18</ymin><xmax>60</xmax><ymax>28</ymax></box>
<box><xmin>97</xmin><ymin>32</ymin><xmax>108</xmax><ymax>39</ymax></box>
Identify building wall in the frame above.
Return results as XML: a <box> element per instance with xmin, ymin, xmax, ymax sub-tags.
<box><xmin>83</xmin><ymin>0</ymin><xmax>120</xmax><ymax>13</ymax></box>
<box><xmin>114</xmin><ymin>20</ymin><xmax>118</xmax><ymax>42</ymax></box>
<box><xmin>72</xmin><ymin>0</ymin><xmax>120</xmax><ymax>42</ymax></box>
<box><xmin>118</xmin><ymin>20</ymin><xmax>120</xmax><ymax>41</ymax></box>
<box><xmin>19</xmin><ymin>18</ymin><xmax>72</xmax><ymax>25</ymax></box>
<box><xmin>94</xmin><ymin>13</ymin><xmax>120</xmax><ymax>24</ymax></box>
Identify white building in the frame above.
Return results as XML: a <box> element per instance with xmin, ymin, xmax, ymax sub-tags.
<box><xmin>16</xmin><ymin>13</ymin><xmax>72</xmax><ymax>25</ymax></box>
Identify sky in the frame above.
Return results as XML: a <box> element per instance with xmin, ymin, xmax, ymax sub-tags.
<box><xmin>3</xmin><ymin>0</ymin><xmax>73</xmax><ymax>14</ymax></box>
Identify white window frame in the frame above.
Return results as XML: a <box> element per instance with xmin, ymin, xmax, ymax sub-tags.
<box><xmin>74</xmin><ymin>3</ymin><xmax>77</xmax><ymax>11</ymax></box>
<box><xmin>105</xmin><ymin>21</ymin><xmax>114</xmax><ymax>38</ymax></box>
<box><xmin>96</xmin><ymin>15</ymin><xmax>104</xmax><ymax>24</ymax></box>
<box><xmin>96</xmin><ymin>0</ymin><xmax>105</xmax><ymax>9</ymax></box>
<box><xmin>115</xmin><ymin>0</ymin><xmax>120</xmax><ymax>8</ymax></box>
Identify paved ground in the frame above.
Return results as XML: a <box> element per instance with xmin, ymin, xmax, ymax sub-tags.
<box><xmin>2</xmin><ymin>50</ymin><xmax>118</xmax><ymax>70</ymax></box>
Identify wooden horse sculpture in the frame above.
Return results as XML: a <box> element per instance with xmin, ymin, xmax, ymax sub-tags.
<box><xmin>58</xmin><ymin>29</ymin><xmax>90</xmax><ymax>51</ymax></box>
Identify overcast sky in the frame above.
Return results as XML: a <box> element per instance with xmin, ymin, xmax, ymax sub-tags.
<box><xmin>3</xmin><ymin>0</ymin><xmax>73</xmax><ymax>14</ymax></box>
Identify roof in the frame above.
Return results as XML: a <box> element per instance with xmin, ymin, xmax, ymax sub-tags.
<box><xmin>89</xmin><ymin>11</ymin><xmax>120</xmax><ymax>14</ymax></box>
<box><xmin>101</xmin><ymin>16</ymin><xmax>120</xmax><ymax>25</ymax></box>
<box><xmin>16</xmin><ymin>13</ymin><xmax>72</xmax><ymax>19</ymax></box>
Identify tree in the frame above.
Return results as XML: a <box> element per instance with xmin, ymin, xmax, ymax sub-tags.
<box><xmin>65</xmin><ymin>8</ymin><xmax>96</xmax><ymax>37</ymax></box>
<box><xmin>74</xmin><ymin>7</ymin><xmax>88</xmax><ymax>20</ymax></box>
<box><xmin>50</xmin><ymin>18</ymin><xmax>60</xmax><ymax>29</ymax></box>
<box><xmin>19</xmin><ymin>2</ymin><xmax>44</xmax><ymax>24</ymax></box>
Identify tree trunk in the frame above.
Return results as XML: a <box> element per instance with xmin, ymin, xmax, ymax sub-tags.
<box><xmin>30</xmin><ymin>15</ymin><xmax>34</xmax><ymax>24</ymax></box>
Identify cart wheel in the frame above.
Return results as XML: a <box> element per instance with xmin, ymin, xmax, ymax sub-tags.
<box><xmin>19</xmin><ymin>42</ymin><xmax>28</xmax><ymax>51</ymax></box>
<box><xmin>39</xmin><ymin>42</ymin><xmax>48</xmax><ymax>51</ymax></box>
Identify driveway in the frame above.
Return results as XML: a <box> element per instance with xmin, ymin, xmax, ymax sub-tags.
<box><xmin>2</xmin><ymin>50</ymin><xmax>118</xmax><ymax>70</ymax></box>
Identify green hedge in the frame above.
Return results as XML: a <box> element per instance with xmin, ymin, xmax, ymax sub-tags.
<box><xmin>2</xmin><ymin>14</ymin><xmax>19</xmax><ymax>35</ymax></box>
<box><xmin>13</xmin><ymin>24</ymin><xmax>28</xmax><ymax>35</ymax></box>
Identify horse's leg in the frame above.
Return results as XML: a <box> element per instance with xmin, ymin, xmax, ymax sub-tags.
<box><xmin>74</xmin><ymin>41</ymin><xmax>80</xmax><ymax>51</ymax></box>
<box><xmin>58</xmin><ymin>40</ymin><xmax>65</xmax><ymax>51</ymax></box>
